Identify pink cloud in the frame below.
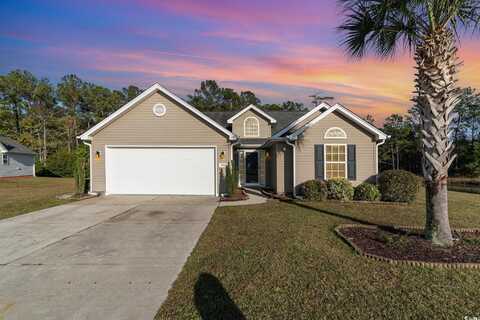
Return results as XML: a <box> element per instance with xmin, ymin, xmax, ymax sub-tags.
<box><xmin>201</xmin><ymin>30</ymin><xmax>283</xmax><ymax>44</ymax></box>
<box><xmin>111</xmin><ymin>0</ymin><xmax>338</xmax><ymax>27</ymax></box>
<box><xmin>44</xmin><ymin>37</ymin><xmax>480</xmax><ymax>123</ymax></box>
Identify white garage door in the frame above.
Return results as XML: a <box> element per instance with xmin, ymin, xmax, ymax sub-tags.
<box><xmin>105</xmin><ymin>147</ymin><xmax>216</xmax><ymax>195</ymax></box>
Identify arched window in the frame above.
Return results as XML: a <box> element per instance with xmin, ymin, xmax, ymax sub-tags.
<box><xmin>244</xmin><ymin>117</ymin><xmax>260</xmax><ymax>137</ymax></box>
<box><xmin>324</xmin><ymin>127</ymin><xmax>347</xmax><ymax>139</ymax></box>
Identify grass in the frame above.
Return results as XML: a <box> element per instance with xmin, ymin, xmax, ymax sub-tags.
<box><xmin>156</xmin><ymin>190</ymin><xmax>480</xmax><ymax>320</ymax></box>
<box><xmin>0</xmin><ymin>176</ymin><xmax>75</xmax><ymax>220</ymax></box>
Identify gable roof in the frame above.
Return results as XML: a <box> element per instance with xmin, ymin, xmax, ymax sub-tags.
<box><xmin>287</xmin><ymin>103</ymin><xmax>388</xmax><ymax>140</ymax></box>
<box><xmin>205</xmin><ymin>110</ymin><xmax>307</xmax><ymax>135</ymax></box>
<box><xmin>79</xmin><ymin>83</ymin><xmax>236</xmax><ymax>141</ymax></box>
<box><xmin>272</xmin><ymin>102</ymin><xmax>330</xmax><ymax>138</ymax></box>
<box><xmin>226</xmin><ymin>105</ymin><xmax>277</xmax><ymax>124</ymax></box>
<box><xmin>0</xmin><ymin>136</ymin><xmax>35</xmax><ymax>155</ymax></box>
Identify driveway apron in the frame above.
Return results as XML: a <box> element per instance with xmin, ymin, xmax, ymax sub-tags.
<box><xmin>0</xmin><ymin>195</ymin><xmax>217</xmax><ymax>320</ymax></box>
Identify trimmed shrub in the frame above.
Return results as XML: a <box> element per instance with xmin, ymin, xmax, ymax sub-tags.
<box><xmin>354</xmin><ymin>183</ymin><xmax>380</xmax><ymax>201</ymax></box>
<box><xmin>225</xmin><ymin>161</ymin><xmax>239</xmax><ymax>196</ymax></box>
<box><xmin>73</xmin><ymin>146</ymin><xmax>89</xmax><ymax>195</ymax></box>
<box><xmin>301</xmin><ymin>179</ymin><xmax>328</xmax><ymax>201</ymax></box>
<box><xmin>378</xmin><ymin>170</ymin><xmax>420</xmax><ymax>203</ymax></box>
<box><xmin>326</xmin><ymin>178</ymin><xmax>354</xmax><ymax>201</ymax></box>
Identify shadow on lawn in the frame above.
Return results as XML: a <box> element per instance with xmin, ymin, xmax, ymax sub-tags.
<box><xmin>194</xmin><ymin>273</ymin><xmax>245</xmax><ymax>320</ymax></box>
<box><xmin>284</xmin><ymin>199</ymin><xmax>392</xmax><ymax>229</ymax></box>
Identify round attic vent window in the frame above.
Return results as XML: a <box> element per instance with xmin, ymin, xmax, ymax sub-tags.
<box><xmin>152</xmin><ymin>103</ymin><xmax>166</xmax><ymax>117</ymax></box>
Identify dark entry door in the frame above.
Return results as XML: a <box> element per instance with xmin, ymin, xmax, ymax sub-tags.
<box><xmin>245</xmin><ymin>152</ymin><xmax>259</xmax><ymax>184</ymax></box>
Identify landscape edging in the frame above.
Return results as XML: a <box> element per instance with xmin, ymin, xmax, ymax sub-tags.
<box><xmin>335</xmin><ymin>224</ymin><xmax>480</xmax><ymax>269</ymax></box>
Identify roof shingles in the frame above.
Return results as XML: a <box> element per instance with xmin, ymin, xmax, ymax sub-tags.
<box><xmin>0</xmin><ymin>136</ymin><xmax>35</xmax><ymax>155</ymax></box>
<box><xmin>204</xmin><ymin>110</ymin><xmax>307</xmax><ymax>136</ymax></box>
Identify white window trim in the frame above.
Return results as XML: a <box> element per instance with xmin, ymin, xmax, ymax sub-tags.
<box><xmin>287</xmin><ymin>103</ymin><xmax>388</xmax><ymax>141</ymax></box>
<box><xmin>324</xmin><ymin>127</ymin><xmax>347</xmax><ymax>139</ymax></box>
<box><xmin>2</xmin><ymin>153</ymin><xmax>9</xmax><ymax>165</ymax></box>
<box><xmin>152</xmin><ymin>103</ymin><xmax>167</xmax><ymax>117</ymax></box>
<box><xmin>324</xmin><ymin>144</ymin><xmax>347</xmax><ymax>180</ymax></box>
<box><xmin>244</xmin><ymin>116</ymin><xmax>260</xmax><ymax>137</ymax></box>
<box><xmin>227</xmin><ymin>104</ymin><xmax>276</xmax><ymax>124</ymax></box>
<box><xmin>240</xmin><ymin>149</ymin><xmax>262</xmax><ymax>186</ymax></box>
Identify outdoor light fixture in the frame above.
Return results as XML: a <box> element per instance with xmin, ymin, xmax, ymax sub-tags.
<box><xmin>219</xmin><ymin>151</ymin><xmax>225</xmax><ymax>160</ymax></box>
<box><xmin>95</xmin><ymin>151</ymin><xmax>101</xmax><ymax>160</ymax></box>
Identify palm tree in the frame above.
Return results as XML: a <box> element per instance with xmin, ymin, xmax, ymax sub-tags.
<box><xmin>338</xmin><ymin>0</ymin><xmax>480</xmax><ymax>246</ymax></box>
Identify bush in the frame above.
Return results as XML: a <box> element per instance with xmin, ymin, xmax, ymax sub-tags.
<box><xmin>40</xmin><ymin>148</ymin><xmax>75</xmax><ymax>177</ymax></box>
<box><xmin>301</xmin><ymin>179</ymin><xmax>328</xmax><ymax>201</ymax></box>
<box><xmin>378</xmin><ymin>170</ymin><xmax>420</xmax><ymax>203</ymax></box>
<box><xmin>353</xmin><ymin>183</ymin><xmax>380</xmax><ymax>201</ymax></box>
<box><xmin>326</xmin><ymin>178</ymin><xmax>354</xmax><ymax>201</ymax></box>
<box><xmin>35</xmin><ymin>161</ymin><xmax>60</xmax><ymax>177</ymax></box>
<box><xmin>73</xmin><ymin>146</ymin><xmax>89</xmax><ymax>194</ymax></box>
<box><xmin>225</xmin><ymin>161</ymin><xmax>239</xmax><ymax>196</ymax></box>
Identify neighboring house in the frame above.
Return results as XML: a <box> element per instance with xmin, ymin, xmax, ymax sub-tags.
<box><xmin>0</xmin><ymin>136</ymin><xmax>36</xmax><ymax>178</ymax></box>
<box><xmin>79</xmin><ymin>83</ymin><xmax>387</xmax><ymax>196</ymax></box>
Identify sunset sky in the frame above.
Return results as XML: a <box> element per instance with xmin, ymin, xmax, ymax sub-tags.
<box><xmin>1</xmin><ymin>0</ymin><xmax>479</xmax><ymax>122</ymax></box>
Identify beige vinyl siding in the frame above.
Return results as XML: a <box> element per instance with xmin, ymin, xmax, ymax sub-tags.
<box><xmin>90</xmin><ymin>91</ymin><xmax>230</xmax><ymax>193</ymax></box>
<box><xmin>232</xmin><ymin>110</ymin><xmax>271</xmax><ymax>138</ymax></box>
<box><xmin>295</xmin><ymin>111</ymin><xmax>377</xmax><ymax>189</ymax></box>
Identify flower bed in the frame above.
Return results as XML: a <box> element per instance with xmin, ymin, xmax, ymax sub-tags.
<box><xmin>336</xmin><ymin>224</ymin><xmax>480</xmax><ymax>268</ymax></box>
<box><xmin>220</xmin><ymin>189</ymin><xmax>249</xmax><ymax>202</ymax></box>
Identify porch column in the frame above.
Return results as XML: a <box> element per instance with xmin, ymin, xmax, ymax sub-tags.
<box><xmin>275</xmin><ymin>144</ymin><xmax>285</xmax><ymax>194</ymax></box>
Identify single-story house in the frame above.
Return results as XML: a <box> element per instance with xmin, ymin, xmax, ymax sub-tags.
<box><xmin>0</xmin><ymin>136</ymin><xmax>36</xmax><ymax>178</ymax></box>
<box><xmin>79</xmin><ymin>83</ymin><xmax>387</xmax><ymax>196</ymax></box>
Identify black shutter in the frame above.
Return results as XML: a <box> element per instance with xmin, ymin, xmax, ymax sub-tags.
<box><xmin>347</xmin><ymin>144</ymin><xmax>356</xmax><ymax>181</ymax></box>
<box><xmin>314</xmin><ymin>144</ymin><xmax>324</xmax><ymax>180</ymax></box>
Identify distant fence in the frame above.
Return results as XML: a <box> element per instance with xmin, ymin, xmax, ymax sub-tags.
<box><xmin>448</xmin><ymin>177</ymin><xmax>480</xmax><ymax>194</ymax></box>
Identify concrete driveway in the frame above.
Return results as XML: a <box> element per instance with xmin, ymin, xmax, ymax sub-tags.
<box><xmin>0</xmin><ymin>195</ymin><xmax>218</xmax><ymax>320</ymax></box>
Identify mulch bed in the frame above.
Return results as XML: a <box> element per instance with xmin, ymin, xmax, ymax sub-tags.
<box><xmin>220</xmin><ymin>189</ymin><xmax>249</xmax><ymax>202</ymax></box>
<box><xmin>337</xmin><ymin>224</ymin><xmax>480</xmax><ymax>267</ymax></box>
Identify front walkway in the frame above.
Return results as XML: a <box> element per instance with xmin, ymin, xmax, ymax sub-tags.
<box><xmin>218</xmin><ymin>192</ymin><xmax>268</xmax><ymax>207</ymax></box>
<box><xmin>0</xmin><ymin>196</ymin><xmax>218</xmax><ymax>320</ymax></box>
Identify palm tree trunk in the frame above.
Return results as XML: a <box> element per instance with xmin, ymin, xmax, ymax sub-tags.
<box><xmin>414</xmin><ymin>28</ymin><xmax>461</xmax><ymax>247</ymax></box>
<box><xmin>425</xmin><ymin>179</ymin><xmax>452</xmax><ymax>245</ymax></box>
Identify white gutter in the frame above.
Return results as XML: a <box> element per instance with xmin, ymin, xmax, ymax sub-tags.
<box><xmin>285</xmin><ymin>138</ymin><xmax>297</xmax><ymax>197</ymax></box>
<box><xmin>82</xmin><ymin>141</ymin><xmax>94</xmax><ymax>194</ymax></box>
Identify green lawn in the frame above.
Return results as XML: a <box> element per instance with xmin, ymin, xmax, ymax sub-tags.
<box><xmin>156</xmin><ymin>191</ymin><xmax>480</xmax><ymax>319</ymax></box>
<box><xmin>0</xmin><ymin>177</ymin><xmax>75</xmax><ymax>220</ymax></box>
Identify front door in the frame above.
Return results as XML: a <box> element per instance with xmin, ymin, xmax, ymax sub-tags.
<box><xmin>245</xmin><ymin>151</ymin><xmax>259</xmax><ymax>184</ymax></box>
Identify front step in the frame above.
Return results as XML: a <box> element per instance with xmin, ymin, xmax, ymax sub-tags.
<box><xmin>242</xmin><ymin>187</ymin><xmax>265</xmax><ymax>197</ymax></box>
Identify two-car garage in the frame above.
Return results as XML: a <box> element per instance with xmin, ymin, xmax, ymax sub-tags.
<box><xmin>105</xmin><ymin>147</ymin><xmax>216</xmax><ymax>196</ymax></box>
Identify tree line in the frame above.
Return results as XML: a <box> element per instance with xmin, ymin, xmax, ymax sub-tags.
<box><xmin>1</xmin><ymin>69</ymin><xmax>479</xmax><ymax>177</ymax></box>
<box><xmin>0</xmin><ymin>71</ymin><xmax>308</xmax><ymax>175</ymax></box>
<box><xmin>378</xmin><ymin>87</ymin><xmax>480</xmax><ymax>177</ymax></box>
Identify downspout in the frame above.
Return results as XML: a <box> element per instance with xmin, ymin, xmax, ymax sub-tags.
<box><xmin>285</xmin><ymin>137</ymin><xmax>297</xmax><ymax>198</ymax></box>
<box><xmin>375</xmin><ymin>138</ymin><xmax>387</xmax><ymax>176</ymax></box>
<box><xmin>229</xmin><ymin>137</ymin><xmax>241</xmax><ymax>187</ymax></box>
<box><xmin>82</xmin><ymin>140</ymin><xmax>96</xmax><ymax>195</ymax></box>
